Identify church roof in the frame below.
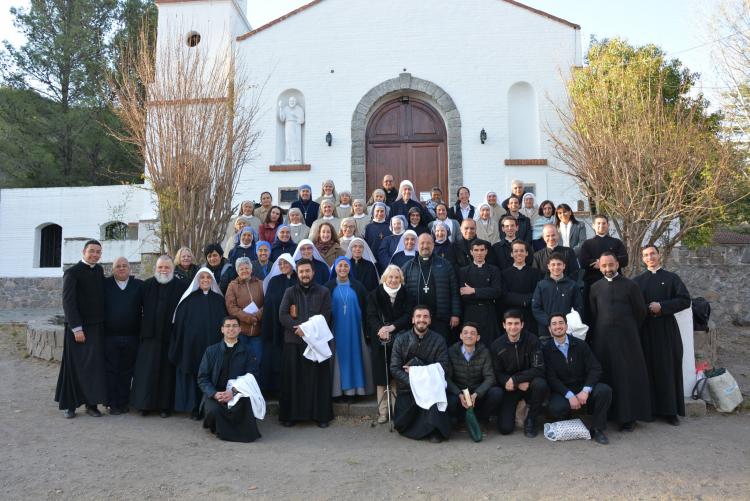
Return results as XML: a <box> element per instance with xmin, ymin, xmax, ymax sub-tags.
<box><xmin>236</xmin><ymin>0</ymin><xmax>580</xmax><ymax>42</ymax></box>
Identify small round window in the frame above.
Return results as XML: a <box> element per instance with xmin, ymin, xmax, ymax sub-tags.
<box><xmin>186</xmin><ymin>31</ymin><xmax>201</xmax><ymax>47</ymax></box>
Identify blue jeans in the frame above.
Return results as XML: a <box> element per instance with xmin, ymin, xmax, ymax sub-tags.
<box><xmin>239</xmin><ymin>335</ymin><xmax>263</xmax><ymax>363</ymax></box>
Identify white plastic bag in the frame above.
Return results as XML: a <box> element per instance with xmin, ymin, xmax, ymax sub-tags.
<box><xmin>566</xmin><ymin>309</ymin><xmax>588</xmax><ymax>340</ymax></box>
<box><xmin>706</xmin><ymin>369</ymin><xmax>743</xmax><ymax>413</ymax></box>
<box><xmin>543</xmin><ymin>418</ymin><xmax>591</xmax><ymax>441</ymax></box>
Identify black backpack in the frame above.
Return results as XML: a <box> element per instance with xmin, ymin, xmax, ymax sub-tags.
<box><xmin>692</xmin><ymin>297</ymin><xmax>711</xmax><ymax>331</ymax></box>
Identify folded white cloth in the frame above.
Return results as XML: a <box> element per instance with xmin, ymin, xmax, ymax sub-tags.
<box><xmin>408</xmin><ymin>363</ymin><xmax>448</xmax><ymax>412</ymax></box>
<box><xmin>298</xmin><ymin>314</ymin><xmax>334</xmax><ymax>362</ymax></box>
<box><xmin>226</xmin><ymin>373</ymin><xmax>266</xmax><ymax>420</ymax></box>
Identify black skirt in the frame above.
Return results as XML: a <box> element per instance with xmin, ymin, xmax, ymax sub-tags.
<box><xmin>203</xmin><ymin>397</ymin><xmax>261</xmax><ymax>443</ymax></box>
<box><xmin>393</xmin><ymin>392</ymin><xmax>451</xmax><ymax>440</ymax></box>
<box><xmin>55</xmin><ymin>323</ymin><xmax>108</xmax><ymax>409</ymax></box>
<box><xmin>279</xmin><ymin>343</ymin><xmax>334</xmax><ymax>424</ymax></box>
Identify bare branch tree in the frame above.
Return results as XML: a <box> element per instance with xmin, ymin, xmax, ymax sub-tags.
<box><xmin>548</xmin><ymin>40</ymin><xmax>745</xmax><ymax>274</ymax></box>
<box><xmin>108</xmin><ymin>23</ymin><xmax>261</xmax><ymax>257</ymax></box>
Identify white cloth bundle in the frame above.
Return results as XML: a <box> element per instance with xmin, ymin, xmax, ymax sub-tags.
<box><xmin>566</xmin><ymin>309</ymin><xmax>588</xmax><ymax>340</ymax></box>
<box><xmin>298</xmin><ymin>314</ymin><xmax>334</xmax><ymax>362</ymax></box>
<box><xmin>408</xmin><ymin>363</ymin><xmax>448</xmax><ymax>412</ymax></box>
<box><xmin>543</xmin><ymin>418</ymin><xmax>591</xmax><ymax>441</ymax></box>
<box><xmin>226</xmin><ymin>373</ymin><xmax>266</xmax><ymax>420</ymax></box>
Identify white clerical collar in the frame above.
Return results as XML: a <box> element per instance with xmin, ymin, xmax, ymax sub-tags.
<box><xmin>513</xmin><ymin>263</ymin><xmax>525</xmax><ymax>270</ymax></box>
<box><xmin>81</xmin><ymin>259</ymin><xmax>96</xmax><ymax>268</ymax></box>
<box><xmin>649</xmin><ymin>267</ymin><xmax>662</xmax><ymax>274</ymax></box>
<box><xmin>604</xmin><ymin>272</ymin><xmax>619</xmax><ymax>282</ymax></box>
<box><xmin>203</xmin><ymin>289</ymin><xmax>210</xmax><ymax>294</ymax></box>
<box><xmin>116</xmin><ymin>278</ymin><xmax>129</xmax><ymax>290</ymax></box>
<box><xmin>474</xmin><ymin>261</ymin><xmax>485</xmax><ymax>267</ymax></box>
<box><xmin>224</xmin><ymin>340</ymin><xmax>238</xmax><ymax>348</ymax></box>
<box><xmin>595</xmin><ymin>234</ymin><xmax>607</xmax><ymax>238</ymax></box>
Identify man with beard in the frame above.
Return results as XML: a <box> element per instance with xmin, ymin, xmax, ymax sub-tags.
<box><xmin>278</xmin><ymin>259</ymin><xmax>334</xmax><ymax>427</ymax></box>
<box><xmin>131</xmin><ymin>255</ymin><xmax>185</xmax><ymax>417</ymax></box>
<box><xmin>458</xmin><ymin>240</ymin><xmax>503</xmax><ymax>349</ymax></box>
<box><xmin>589</xmin><ymin>251</ymin><xmax>651</xmax><ymax>431</ymax></box>
<box><xmin>402</xmin><ymin>233</ymin><xmax>461</xmax><ymax>342</ymax></box>
<box><xmin>391</xmin><ymin>306</ymin><xmax>452</xmax><ymax>443</ymax></box>
<box><xmin>634</xmin><ymin>245</ymin><xmax>691</xmax><ymax>425</ymax></box>
<box><xmin>55</xmin><ymin>240</ymin><xmax>108</xmax><ymax>418</ymax></box>
<box><xmin>103</xmin><ymin>257</ymin><xmax>143</xmax><ymax>415</ymax></box>
<box><xmin>532</xmin><ymin>224</ymin><xmax>579</xmax><ymax>279</ymax></box>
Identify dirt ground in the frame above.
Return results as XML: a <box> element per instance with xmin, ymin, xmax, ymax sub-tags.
<box><xmin>1</xmin><ymin>325</ymin><xmax>749</xmax><ymax>501</ymax></box>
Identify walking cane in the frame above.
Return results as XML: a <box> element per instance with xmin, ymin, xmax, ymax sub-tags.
<box><xmin>383</xmin><ymin>338</ymin><xmax>393</xmax><ymax>432</ymax></box>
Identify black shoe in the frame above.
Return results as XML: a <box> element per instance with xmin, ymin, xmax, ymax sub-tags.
<box><xmin>190</xmin><ymin>410</ymin><xmax>202</xmax><ymax>421</ymax></box>
<box><xmin>140</xmin><ymin>410</ymin><xmax>149</xmax><ymax>417</ymax></box>
<box><xmin>524</xmin><ymin>417</ymin><xmax>537</xmax><ymax>438</ymax></box>
<box><xmin>316</xmin><ymin>421</ymin><xmax>329</xmax><ymax>428</ymax></box>
<box><xmin>85</xmin><ymin>405</ymin><xmax>102</xmax><ymax>418</ymax></box>
<box><xmin>280</xmin><ymin>420</ymin><xmax>295</xmax><ymax>427</ymax></box>
<box><xmin>666</xmin><ymin>415</ymin><xmax>680</xmax><ymax>426</ymax></box>
<box><xmin>63</xmin><ymin>409</ymin><xmax>76</xmax><ymax>419</ymax></box>
<box><xmin>429</xmin><ymin>433</ymin><xmax>443</xmax><ymax>443</ymax></box>
<box><xmin>620</xmin><ymin>421</ymin><xmax>635</xmax><ymax>432</ymax></box>
<box><xmin>119</xmin><ymin>406</ymin><xmax>130</xmax><ymax>414</ymax></box>
<box><xmin>591</xmin><ymin>428</ymin><xmax>609</xmax><ymax>445</ymax></box>
<box><xmin>160</xmin><ymin>411</ymin><xmax>171</xmax><ymax>419</ymax></box>
<box><xmin>109</xmin><ymin>407</ymin><xmax>122</xmax><ymax>416</ymax></box>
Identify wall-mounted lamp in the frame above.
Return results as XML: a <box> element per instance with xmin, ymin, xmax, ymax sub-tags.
<box><xmin>480</xmin><ymin>128</ymin><xmax>487</xmax><ymax>144</ymax></box>
<box><xmin>326</xmin><ymin>131</ymin><xmax>332</xmax><ymax>147</ymax></box>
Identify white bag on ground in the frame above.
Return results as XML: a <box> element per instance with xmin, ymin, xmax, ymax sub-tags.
<box><xmin>566</xmin><ymin>309</ymin><xmax>588</xmax><ymax>340</ymax></box>
<box><xmin>706</xmin><ymin>369</ymin><xmax>743</xmax><ymax>413</ymax></box>
<box><xmin>543</xmin><ymin>418</ymin><xmax>591</xmax><ymax>441</ymax></box>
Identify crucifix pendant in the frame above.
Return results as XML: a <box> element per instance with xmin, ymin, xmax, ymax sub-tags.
<box><xmin>423</xmin><ymin>286</ymin><xmax>430</xmax><ymax>294</ymax></box>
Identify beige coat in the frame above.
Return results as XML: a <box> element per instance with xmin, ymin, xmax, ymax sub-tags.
<box><xmin>225</xmin><ymin>276</ymin><xmax>264</xmax><ymax>337</ymax></box>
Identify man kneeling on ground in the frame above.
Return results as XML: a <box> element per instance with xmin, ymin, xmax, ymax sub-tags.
<box><xmin>542</xmin><ymin>313</ymin><xmax>611</xmax><ymax>445</ymax></box>
<box><xmin>390</xmin><ymin>306</ymin><xmax>452</xmax><ymax>443</ymax></box>
<box><xmin>490</xmin><ymin>309</ymin><xmax>549</xmax><ymax>437</ymax></box>
<box><xmin>197</xmin><ymin>316</ymin><xmax>262</xmax><ymax>442</ymax></box>
<box><xmin>446</xmin><ymin>322</ymin><xmax>501</xmax><ymax>426</ymax></box>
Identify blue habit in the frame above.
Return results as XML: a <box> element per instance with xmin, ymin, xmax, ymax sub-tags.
<box><xmin>332</xmin><ymin>283</ymin><xmax>366</xmax><ymax>393</ymax></box>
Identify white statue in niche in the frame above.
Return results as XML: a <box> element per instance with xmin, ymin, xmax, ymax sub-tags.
<box><xmin>278</xmin><ymin>96</ymin><xmax>305</xmax><ymax>164</ymax></box>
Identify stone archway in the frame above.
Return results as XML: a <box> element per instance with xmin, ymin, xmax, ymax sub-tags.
<box><xmin>351</xmin><ymin>73</ymin><xmax>462</xmax><ymax>201</ymax></box>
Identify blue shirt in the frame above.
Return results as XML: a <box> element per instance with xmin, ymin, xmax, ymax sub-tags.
<box><xmin>461</xmin><ymin>345</ymin><xmax>474</xmax><ymax>362</ymax></box>
<box><xmin>553</xmin><ymin>335</ymin><xmax>591</xmax><ymax>399</ymax></box>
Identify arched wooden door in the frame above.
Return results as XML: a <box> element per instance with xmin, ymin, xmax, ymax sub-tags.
<box><xmin>366</xmin><ymin>97</ymin><xmax>448</xmax><ymax>201</ymax></box>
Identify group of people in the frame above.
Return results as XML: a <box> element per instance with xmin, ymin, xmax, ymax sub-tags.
<box><xmin>55</xmin><ymin>176</ymin><xmax>691</xmax><ymax>446</ymax></box>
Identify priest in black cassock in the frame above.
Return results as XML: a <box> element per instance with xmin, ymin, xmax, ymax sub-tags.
<box><xmin>278</xmin><ymin>259</ymin><xmax>334</xmax><ymax>427</ymax></box>
<box><xmin>198</xmin><ymin>316</ymin><xmax>262</xmax><ymax>442</ymax></box>
<box><xmin>589</xmin><ymin>251</ymin><xmax>651</xmax><ymax>431</ymax></box>
<box><xmin>499</xmin><ymin>241</ymin><xmax>542</xmax><ymax>333</ymax></box>
<box><xmin>634</xmin><ymin>245</ymin><xmax>691</xmax><ymax>425</ymax></box>
<box><xmin>458</xmin><ymin>239</ymin><xmax>503</xmax><ymax>349</ymax></box>
<box><xmin>55</xmin><ymin>240</ymin><xmax>108</xmax><ymax>418</ymax></box>
<box><xmin>131</xmin><ymin>255</ymin><xmax>185</xmax><ymax>417</ymax></box>
<box><xmin>390</xmin><ymin>306</ymin><xmax>452</xmax><ymax>443</ymax></box>
<box><xmin>169</xmin><ymin>268</ymin><xmax>227</xmax><ymax>419</ymax></box>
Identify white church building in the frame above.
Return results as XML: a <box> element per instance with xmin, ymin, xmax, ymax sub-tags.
<box><xmin>0</xmin><ymin>0</ymin><xmax>585</xmax><ymax>277</ymax></box>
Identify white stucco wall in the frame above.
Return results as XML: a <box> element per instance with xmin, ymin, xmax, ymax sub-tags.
<box><xmin>228</xmin><ymin>0</ymin><xmax>582</xmax><ymax>206</ymax></box>
<box><xmin>0</xmin><ymin>185</ymin><xmax>147</xmax><ymax>277</ymax></box>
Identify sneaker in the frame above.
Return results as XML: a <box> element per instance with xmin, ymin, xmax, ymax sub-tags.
<box><xmin>591</xmin><ymin>428</ymin><xmax>609</xmax><ymax>445</ymax></box>
<box><xmin>63</xmin><ymin>409</ymin><xmax>76</xmax><ymax>419</ymax></box>
<box><xmin>377</xmin><ymin>415</ymin><xmax>388</xmax><ymax>424</ymax></box>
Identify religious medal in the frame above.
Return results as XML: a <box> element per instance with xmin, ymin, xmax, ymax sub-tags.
<box><xmin>423</xmin><ymin>285</ymin><xmax>430</xmax><ymax>294</ymax></box>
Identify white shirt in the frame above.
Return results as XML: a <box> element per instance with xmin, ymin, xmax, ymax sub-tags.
<box><xmin>559</xmin><ymin>221</ymin><xmax>572</xmax><ymax>247</ymax></box>
<box><xmin>116</xmin><ymin>278</ymin><xmax>129</xmax><ymax>290</ymax></box>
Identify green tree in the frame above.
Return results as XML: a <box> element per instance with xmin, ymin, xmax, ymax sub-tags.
<box><xmin>550</xmin><ymin>38</ymin><xmax>745</xmax><ymax>271</ymax></box>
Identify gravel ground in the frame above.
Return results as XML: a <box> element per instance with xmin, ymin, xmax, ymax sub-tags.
<box><xmin>1</xmin><ymin>325</ymin><xmax>749</xmax><ymax>500</ymax></box>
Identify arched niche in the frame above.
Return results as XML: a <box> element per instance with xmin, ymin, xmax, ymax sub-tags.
<box><xmin>508</xmin><ymin>82</ymin><xmax>540</xmax><ymax>159</ymax></box>
<box><xmin>276</xmin><ymin>89</ymin><xmax>306</xmax><ymax>164</ymax></box>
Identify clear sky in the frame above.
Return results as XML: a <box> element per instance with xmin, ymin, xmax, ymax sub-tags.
<box><xmin>0</xmin><ymin>0</ymin><xmax>730</xmax><ymax>107</ymax></box>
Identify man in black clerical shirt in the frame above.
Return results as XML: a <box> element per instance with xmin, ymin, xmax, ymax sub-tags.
<box><xmin>55</xmin><ymin>240</ymin><xmax>108</xmax><ymax>418</ymax></box>
<box><xmin>103</xmin><ymin>257</ymin><xmax>143</xmax><ymax>415</ymax></box>
<box><xmin>532</xmin><ymin>224</ymin><xmax>579</xmax><ymax>278</ymax></box>
<box><xmin>458</xmin><ymin>240</ymin><xmax>502</xmax><ymax>348</ymax></box>
<box><xmin>402</xmin><ymin>233</ymin><xmax>461</xmax><ymax>342</ymax></box>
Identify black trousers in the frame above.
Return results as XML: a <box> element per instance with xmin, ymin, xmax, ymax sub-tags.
<box><xmin>547</xmin><ymin>382</ymin><xmax>612</xmax><ymax>431</ymax></box>
<box><xmin>447</xmin><ymin>386</ymin><xmax>503</xmax><ymax>422</ymax></box>
<box><xmin>496</xmin><ymin>377</ymin><xmax>549</xmax><ymax>434</ymax></box>
<box><xmin>104</xmin><ymin>335</ymin><xmax>138</xmax><ymax>409</ymax></box>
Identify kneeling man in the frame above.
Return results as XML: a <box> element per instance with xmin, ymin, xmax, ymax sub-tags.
<box><xmin>490</xmin><ymin>310</ymin><xmax>548</xmax><ymax>437</ymax></box>
<box><xmin>446</xmin><ymin>322</ymin><xmax>501</xmax><ymax>424</ymax></box>
<box><xmin>391</xmin><ymin>306</ymin><xmax>452</xmax><ymax>443</ymax></box>
<box><xmin>198</xmin><ymin>316</ymin><xmax>262</xmax><ymax>442</ymax></box>
<box><xmin>542</xmin><ymin>313</ymin><xmax>611</xmax><ymax>445</ymax></box>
